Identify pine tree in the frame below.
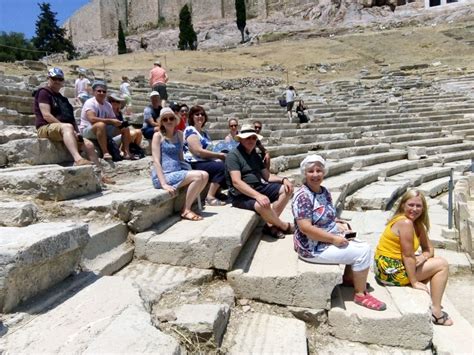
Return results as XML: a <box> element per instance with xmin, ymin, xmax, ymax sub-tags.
<box><xmin>178</xmin><ymin>4</ymin><xmax>197</xmax><ymax>50</ymax></box>
<box><xmin>235</xmin><ymin>0</ymin><xmax>246</xmax><ymax>43</ymax></box>
<box><xmin>117</xmin><ymin>21</ymin><xmax>127</xmax><ymax>54</ymax></box>
<box><xmin>32</xmin><ymin>2</ymin><xmax>76</xmax><ymax>59</ymax></box>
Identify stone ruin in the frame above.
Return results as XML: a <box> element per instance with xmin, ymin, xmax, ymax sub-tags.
<box><xmin>0</xmin><ymin>60</ymin><xmax>473</xmax><ymax>353</ymax></box>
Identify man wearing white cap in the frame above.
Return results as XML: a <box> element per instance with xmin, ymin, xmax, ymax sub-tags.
<box><xmin>142</xmin><ymin>91</ymin><xmax>162</xmax><ymax>139</ymax></box>
<box><xmin>149</xmin><ymin>60</ymin><xmax>169</xmax><ymax>107</ymax></box>
<box><xmin>226</xmin><ymin>124</ymin><xmax>294</xmax><ymax>239</ymax></box>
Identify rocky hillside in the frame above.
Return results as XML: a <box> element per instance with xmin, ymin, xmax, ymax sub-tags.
<box><xmin>70</xmin><ymin>0</ymin><xmax>473</xmax><ymax>57</ymax></box>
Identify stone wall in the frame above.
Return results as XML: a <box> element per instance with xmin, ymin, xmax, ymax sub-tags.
<box><xmin>454</xmin><ymin>175</ymin><xmax>474</xmax><ymax>258</ymax></box>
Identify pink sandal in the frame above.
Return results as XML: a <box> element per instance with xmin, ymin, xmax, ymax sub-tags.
<box><xmin>354</xmin><ymin>292</ymin><xmax>386</xmax><ymax>311</ymax></box>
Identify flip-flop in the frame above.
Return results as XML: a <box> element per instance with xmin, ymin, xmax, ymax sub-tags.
<box><xmin>205</xmin><ymin>198</ymin><xmax>226</xmax><ymax>206</ymax></box>
<box><xmin>181</xmin><ymin>211</ymin><xmax>203</xmax><ymax>221</ymax></box>
<box><xmin>432</xmin><ymin>311</ymin><xmax>453</xmax><ymax>326</ymax></box>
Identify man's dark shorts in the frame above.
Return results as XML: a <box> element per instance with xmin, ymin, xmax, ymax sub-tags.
<box><xmin>231</xmin><ymin>182</ymin><xmax>282</xmax><ymax>211</ymax></box>
<box><xmin>152</xmin><ymin>84</ymin><xmax>168</xmax><ymax>100</ymax></box>
<box><xmin>286</xmin><ymin>101</ymin><xmax>294</xmax><ymax>112</ymax></box>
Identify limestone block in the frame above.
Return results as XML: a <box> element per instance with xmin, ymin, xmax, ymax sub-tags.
<box><xmin>0</xmin><ymin>95</ymin><xmax>33</xmax><ymax>114</ymax></box>
<box><xmin>288</xmin><ymin>306</ymin><xmax>327</xmax><ymax>327</ymax></box>
<box><xmin>0</xmin><ymin>126</ymin><xmax>37</xmax><ymax>144</ymax></box>
<box><xmin>0</xmin><ymin>222</ymin><xmax>90</xmax><ymax>312</ymax></box>
<box><xmin>223</xmin><ymin>312</ymin><xmax>307</xmax><ymax>354</ymax></box>
<box><xmin>0</xmin><ymin>165</ymin><xmax>101</xmax><ymax>201</ymax></box>
<box><xmin>0</xmin><ymin>138</ymin><xmax>73</xmax><ymax>166</ymax></box>
<box><xmin>171</xmin><ymin>304</ymin><xmax>230</xmax><ymax>346</ymax></box>
<box><xmin>0</xmin><ymin>277</ymin><xmax>180</xmax><ymax>354</ymax></box>
<box><xmin>228</xmin><ymin>233</ymin><xmax>342</xmax><ymax>309</ymax></box>
<box><xmin>0</xmin><ymin>201</ymin><xmax>38</xmax><ymax>227</ymax></box>
<box><xmin>407</xmin><ymin>146</ymin><xmax>428</xmax><ymax>160</ymax></box>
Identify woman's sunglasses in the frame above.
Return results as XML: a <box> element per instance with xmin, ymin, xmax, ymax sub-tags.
<box><xmin>229</xmin><ymin>124</ymin><xmax>238</xmax><ymax>128</ymax></box>
<box><xmin>161</xmin><ymin>116</ymin><xmax>176</xmax><ymax>123</ymax></box>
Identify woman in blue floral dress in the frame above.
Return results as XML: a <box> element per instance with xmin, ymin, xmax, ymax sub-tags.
<box><xmin>291</xmin><ymin>154</ymin><xmax>386</xmax><ymax>311</ymax></box>
<box><xmin>151</xmin><ymin>108</ymin><xmax>208</xmax><ymax>221</ymax></box>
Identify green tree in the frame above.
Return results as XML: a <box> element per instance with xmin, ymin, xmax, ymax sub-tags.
<box><xmin>32</xmin><ymin>2</ymin><xmax>76</xmax><ymax>59</ymax></box>
<box><xmin>117</xmin><ymin>20</ymin><xmax>127</xmax><ymax>54</ymax></box>
<box><xmin>178</xmin><ymin>4</ymin><xmax>197</xmax><ymax>50</ymax></box>
<box><xmin>0</xmin><ymin>31</ymin><xmax>41</xmax><ymax>62</ymax></box>
<box><xmin>235</xmin><ymin>0</ymin><xmax>246</xmax><ymax>43</ymax></box>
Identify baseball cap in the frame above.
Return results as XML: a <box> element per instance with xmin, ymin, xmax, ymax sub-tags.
<box><xmin>149</xmin><ymin>91</ymin><xmax>160</xmax><ymax>98</ymax></box>
<box><xmin>92</xmin><ymin>80</ymin><xmax>107</xmax><ymax>91</ymax></box>
<box><xmin>154</xmin><ymin>60</ymin><xmax>161</xmax><ymax>66</ymax></box>
<box><xmin>47</xmin><ymin>67</ymin><xmax>64</xmax><ymax>79</ymax></box>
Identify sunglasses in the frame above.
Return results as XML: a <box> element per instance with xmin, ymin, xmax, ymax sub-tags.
<box><xmin>180</xmin><ymin>109</ymin><xmax>188</xmax><ymax>113</ymax></box>
<box><xmin>229</xmin><ymin>124</ymin><xmax>238</xmax><ymax>128</ymax></box>
<box><xmin>194</xmin><ymin>112</ymin><xmax>205</xmax><ymax>117</ymax></box>
<box><xmin>161</xmin><ymin>116</ymin><xmax>176</xmax><ymax>123</ymax></box>
<box><xmin>96</xmin><ymin>90</ymin><xmax>107</xmax><ymax>94</ymax></box>
<box><xmin>51</xmin><ymin>77</ymin><xmax>64</xmax><ymax>82</ymax></box>
<box><xmin>254</xmin><ymin>126</ymin><xmax>262</xmax><ymax>130</ymax></box>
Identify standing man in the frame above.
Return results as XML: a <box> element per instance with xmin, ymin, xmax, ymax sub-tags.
<box><xmin>79</xmin><ymin>80</ymin><xmax>133</xmax><ymax>160</ymax></box>
<box><xmin>149</xmin><ymin>60</ymin><xmax>169</xmax><ymax>107</ymax></box>
<box><xmin>285</xmin><ymin>85</ymin><xmax>296</xmax><ymax>123</ymax></box>
<box><xmin>141</xmin><ymin>91</ymin><xmax>162</xmax><ymax>140</ymax></box>
<box><xmin>226</xmin><ymin>124</ymin><xmax>294</xmax><ymax>239</ymax></box>
<box><xmin>34</xmin><ymin>67</ymin><xmax>97</xmax><ymax>167</ymax></box>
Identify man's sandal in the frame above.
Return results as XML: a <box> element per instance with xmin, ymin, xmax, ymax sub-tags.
<box><xmin>181</xmin><ymin>211</ymin><xmax>203</xmax><ymax>221</ymax></box>
<box><xmin>262</xmin><ymin>224</ymin><xmax>285</xmax><ymax>239</ymax></box>
<box><xmin>205</xmin><ymin>198</ymin><xmax>226</xmax><ymax>206</ymax></box>
<box><xmin>432</xmin><ymin>311</ymin><xmax>453</xmax><ymax>326</ymax></box>
<box><xmin>354</xmin><ymin>292</ymin><xmax>386</xmax><ymax>311</ymax></box>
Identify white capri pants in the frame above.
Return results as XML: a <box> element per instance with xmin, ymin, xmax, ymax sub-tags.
<box><xmin>299</xmin><ymin>240</ymin><xmax>372</xmax><ymax>272</ymax></box>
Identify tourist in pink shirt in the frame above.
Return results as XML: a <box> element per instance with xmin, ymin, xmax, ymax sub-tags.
<box><xmin>149</xmin><ymin>60</ymin><xmax>169</xmax><ymax>107</ymax></box>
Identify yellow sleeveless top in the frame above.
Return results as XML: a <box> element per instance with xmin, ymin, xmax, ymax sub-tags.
<box><xmin>375</xmin><ymin>215</ymin><xmax>420</xmax><ymax>260</ymax></box>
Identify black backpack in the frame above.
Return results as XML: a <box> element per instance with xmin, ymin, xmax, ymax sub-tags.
<box><xmin>129</xmin><ymin>142</ymin><xmax>146</xmax><ymax>159</ymax></box>
<box><xmin>107</xmin><ymin>137</ymin><xmax>123</xmax><ymax>162</ymax></box>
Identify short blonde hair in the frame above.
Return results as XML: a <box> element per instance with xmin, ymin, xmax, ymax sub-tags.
<box><xmin>392</xmin><ymin>189</ymin><xmax>430</xmax><ymax>231</ymax></box>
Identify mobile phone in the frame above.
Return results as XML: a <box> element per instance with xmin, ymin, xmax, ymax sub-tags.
<box><xmin>344</xmin><ymin>231</ymin><xmax>357</xmax><ymax>239</ymax></box>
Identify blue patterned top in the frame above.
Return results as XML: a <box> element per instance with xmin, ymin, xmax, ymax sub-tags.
<box><xmin>291</xmin><ymin>184</ymin><xmax>340</xmax><ymax>258</ymax></box>
<box><xmin>183</xmin><ymin>126</ymin><xmax>212</xmax><ymax>162</ymax></box>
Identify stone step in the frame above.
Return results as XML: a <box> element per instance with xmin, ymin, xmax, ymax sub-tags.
<box><xmin>134</xmin><ymin>205</ymin><xmax>259</xmax><ymax>270</ymax></box>
<box><xmin>435</xmin><ymin>249</ymin><xmax>472</xmax><ymax>275</ymax></box>
<box><xmin>80</xmin><ymin>222</ymin><xmax>133</xmax><ymax>275</ymax></box>
<box><xmin>328</xmin><ymin>278</ymin><xmax>432</xmax><ymax>350</ymax></box>
<box><xmin>228</xmin><ymin>230</ymin><xmax>342</xmax><ymax>309</ymax></box>
<box><xmin>0</xmin><ymin>138</ymin><xmax>72</xmax><ymax>167</ymax></box>
<box><xmin>116</xmin><ymin>260</ymin><xmax>213</xmax><ymax>306</ymax></box>
<box><xmin>416</xmin><ymin>172</ymin><xmax>464</xmax><ymax>198</ymax></box>
<box><xmin>0</xmin><ymin>126</ymin><xmax>37</xmax><ymax>144</ymax></box>
<box><xmin>386</xmin><ymin>165</ymin><xmax>454</xmax><ymax>187</ymax></box>
<box><xmin>361</xmin><ymin>126</ymin><xmax>442</xmax><ymax>139</ymax></box>
<box><xmin>65</xmin><ymin>182</ymin><xmax>181</xmax><ymax>233</ymax></box>
<box><xmin>391</xmin><ymin>136</ymin><xmax>464</xmax><ymax>149</ymax></box>
<box><xmin>425</xmin><ymin>142</ymin><xmax>474</xmax><ymax>155</ymax></box>
<box><xmin>0</xmin><ymin>222</ymin><xmax>90</xmax><ymax>312</ymax></box>
<box><xmin>346</xmin><ymin>180</ymin><xmax>411</xmax><ymax>211</ymax></box>
<box><xmin>0</xmin><ymin>94</ymin><xmax>33</xmax><ymax>114</ymax></box>
<box><xmin>432</xmin><ymin>295</ymin><xmax>474</xmax><ymax>354</ymax></box>
<box><xmin>383</xmin><ymin>131</ymin><xmax>443</xmax><ymax>143</ymax></box>
<box><xmin>0</xmin><ymin>276</ymin><xmax>181</xmax><ymax>353</ymax></box>
<box><xmin>0</xmin><ymin>165</ymin><xmax>101</xmax><ymax>201</ymax></box>
<box><xmin>361</xmin><ymin>157</ymin><xmax>435</xmax><ymax>177</ymax></box>
<box><xmin>0</xmin><ymin>108</ymin><xmax>35</xmax><ymax>126</ymax></box>
<box><xmin>222</xmin><ymin>312</ymin><xmax>307</xmax><ymax>354</ymax></box>
<box><xmin>324</xmin><ymin>170</ymin><xmax>381</xmax><ymax>206</ymax></box>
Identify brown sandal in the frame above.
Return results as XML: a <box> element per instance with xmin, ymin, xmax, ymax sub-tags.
<box><xmin>181</xmin><ymin>211</ymin><xmax>203</xmax><ymax>221</ymax></box>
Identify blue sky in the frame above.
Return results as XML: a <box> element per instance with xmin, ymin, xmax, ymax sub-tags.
<box><xmin>0</xmin><ymin>0</ymin><xmax>90</xmax><ymax>39</ymax></box>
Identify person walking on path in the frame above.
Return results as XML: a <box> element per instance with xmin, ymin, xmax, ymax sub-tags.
<box><xmin>149</xmin><ymin>60</ymin><xmax>169</xmax><ymax>107</ymax></box>
<box><xmin>119</xmin><ymin>76</ymin><xmax>133</xmax><ymax>115</ymax></box>
<box><xmin>286</xmin><ymin>86</ymin><xmax>296</xmax><ymax>123</ymax></box>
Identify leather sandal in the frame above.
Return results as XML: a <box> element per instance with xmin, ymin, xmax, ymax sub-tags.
<box><xmin>181</xmin><ymin>211</ymin><xmax>203</xmax><ymax>221</ymax></box>
<box><xmin>205</xmin><ymin>198</ymin><xmax>226</xmax><ymax>206</ymax></box>
<box><xmin>262</xmin><ymin>224</ymin><xmax>285</xmax><ymax>239</ymax></box>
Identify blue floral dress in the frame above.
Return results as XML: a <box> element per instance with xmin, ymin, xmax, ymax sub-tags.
<box><xmin>291</xmin><ymin>184</ymin><xmax>340</xmax><ymax>258</ymax></box>
<box><xmin>151</xmin><ymin>133</ymin><xmax>188</xmax><ymax>189</ymax></box>
<box><xmin>183</xmin><ymin>126</ymin><xmax>212</xmax><ymax>162</ymax></box>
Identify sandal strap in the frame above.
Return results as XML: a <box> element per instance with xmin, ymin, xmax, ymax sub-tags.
<box><xmin>432</xmin><ymin>311</ymin><xmax>450</xmax><ymax>325</ymax></box>
<box><xmin>354</xmin><ymin>292</ymin><xmax>386</xmax><ymax>311</ymax></box>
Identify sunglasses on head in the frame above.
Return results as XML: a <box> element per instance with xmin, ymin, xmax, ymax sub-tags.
<box><xmin>161</xmin><ymin>116</ymin><xmax>176</xmax><ymax>123</ymax></box>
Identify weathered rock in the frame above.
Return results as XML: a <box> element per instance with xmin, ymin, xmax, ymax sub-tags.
<box><xmin>0</xmin><ymin>138</ymin><xmax>73</xmax><ymax>166</ymax></box>
<box><xmin>223</xmin><ymin>312</ymin><xmax>307</xmax><ymax>354</ymax></box>
<box><xmin>0</xmin><ymin>201</ymin><xmax>38</xmax><ymax>227</ymax></box>
<box><xmin>0</xmin><ymin>222</ymin><xmax>90</xmax><ymax>312</ymax></box>
<box><xmin>0</xmin><ymin>277</ymin><xmax>181</xmax><ymax>354</ymax></box>
<box><xmin>171</xmin><ymin>304</ymin><xmax>230</xmax><ymax>346</ymax></box>
<box><xmin>288</xmin><ymin>306</ymin><xmax>327</xmax><ymax>327</ymax></box>
<box><xmin>0</xmin><ymin>165</ymin><xmax>101</xmax><ymax>201</ymax></box>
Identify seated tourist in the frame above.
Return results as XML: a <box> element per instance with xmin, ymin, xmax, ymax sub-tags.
<box><xmin>253</xmin><ymin>120</ymin><xmax>270</xmax><ymax>170</ymax></box>
<box><xmin>292</xmin><ymin>154</ymin><xmax>386</xmax><ymax>311</ymax></box>
<box><xmin>141</xmin><ymin>91</ymin><xmax>162</xmax><ymax>140</ymax></box>
<box><xmin>296</xmin><ymin>99</ymin><xmax>309</xmax><ymax>123</ymax></box>
<box><xmin>151</xmin><ymin>108</ymin><xmax>208</xmax><ymax>221</ymax></box>
<box><xmin>183</xmin><ymin>105</ymin><xmax>227</xmax><ymax>206</ymax></box>
<box><xmin>108</xmin><ymin>92</ymin><xmax>143</xmax><ymax>159</ymax></box>
<box><xmin>226</xmin><ymin>124</ymin><xmax>294</xmax><ymax>239</ymax></box>
<box><xmin>35</xmin><ymin>68</ymin><xmax>113</xmax><ymax>184</ymax></box>
<box><xmin>213</xmin><ymin>117</ymin><xmax>239</xmax><ymax>153</ymax></box>
<box><xmin>374</xmin><ymin>189</ymin><xmax>453</xmax><ymax>325</ymax></box>
<box><xmin>176</xmin><ymin>103</ymin><xmax>189</xmax><ymax>132</ymax></box>
<box><xmin>79</xmin><ymin>81</ymin><xmax>133</xmax><ymax>160</ymax></box>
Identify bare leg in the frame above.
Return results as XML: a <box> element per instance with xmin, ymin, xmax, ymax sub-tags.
<box><xmin>272</xmin><ymin>185</ymin><xmax>292</xmax><ymax>217</ymax></box>
<box><xmin>131</xmin><ymin>129</ymin><xmax>143</xmax><ymax>145</ymax></box>
<box><xmin>80</xmin><ymin>138</ymin><xmax>101</xmax><ymax>167</ymax></box>
<box><xmin>254</xmin><ymin>203</ymin><xmax>288</xmax><ymax>231</ymax></box>
<box><xmin>416</xmin><ymin>256</ymin><xmax>453</xmax><ymax>325</ymax></box>
<box><xmin>120</xmin><ymin>128</ymin><xmax>132</xmax><ymax>156</ymax></box>
<box><xmin>179</xmin><ymin>171</ymin><xmax>208</xmax><ymax>213</ymax></box>
<box><xmin>61</xmin><ymin>124</ymin><xmax>83</xmax><ymax>162</ymax></box>
<box><xmin>92</xmin><ymin>122</ymin><xmax>109</xmax><ymax>155</ymax></box>
<box><xmin>206</xmin><ymin>182</ymin><xmax>220</xmax><ymax>200</ymax></box>
<box><xmin>352</xmin><ymin>267</ymin><xmax>369</xmax><ymax>295</ymax></box>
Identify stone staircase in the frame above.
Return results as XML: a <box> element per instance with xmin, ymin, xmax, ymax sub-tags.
<box><xmin>0</xmin><ymin>67</ymin><xmax>473</xmax><ymax>353</ymax></box>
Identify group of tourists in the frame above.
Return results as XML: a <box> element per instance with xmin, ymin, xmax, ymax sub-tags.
<box><xmin>34</xmin><ymin>65</ymin><xmax>453</xmax><ymax>327</ymax></box>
